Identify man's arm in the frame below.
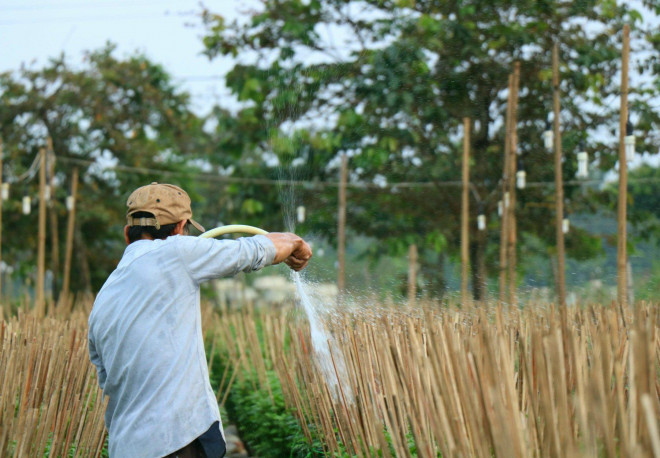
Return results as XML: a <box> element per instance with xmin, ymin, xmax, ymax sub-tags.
<box><xmin>264</xmin><ymin>233</ymin><xmax>312</xmax><ymax>271</ymax></box>
<box><xmin>175</xmin><ymin>233</ymin><xmax>311</xmax><ymax>284</ymax></box>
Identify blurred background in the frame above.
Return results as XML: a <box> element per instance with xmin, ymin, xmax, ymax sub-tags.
<box><xmin>0</xmin><ymin>0</ymin><xmax>659</xmax><ymax>305</ymax></box>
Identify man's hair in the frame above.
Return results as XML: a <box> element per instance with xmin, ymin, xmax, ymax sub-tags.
<box><xmin>126</xmin><ymin>211</ymin><xmax>186</xmax><ymax>243</ymax></box>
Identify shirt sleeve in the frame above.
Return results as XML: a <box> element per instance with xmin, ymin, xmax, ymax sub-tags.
<box><xmin>174</xmin><ymin>234</ymin><xmax>277</xmax><ymax>285</ymax></box>
<box><xmin>88</xmin><ymin>327</ymin><xmax>107</xmax><ymax>390</ymax></box>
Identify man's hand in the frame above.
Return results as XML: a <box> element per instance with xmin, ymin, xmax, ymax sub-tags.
<box><xmin>265</xmin><ymin>233</ymin><xmax>312</xmax><ymax>271</ymax></box>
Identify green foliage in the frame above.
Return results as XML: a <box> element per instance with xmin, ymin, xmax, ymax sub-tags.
<box><xmin>209</xmin><ymin>359</ymin><xmax>325</xmax><ymax>457</ymax></box>
<box><xmin>636</xmin><ymin>261</ymin><xmax>660</xmax><ymax>302</ymax></box>
<box><xmin>626</xmin><ymin>165</ymin><xmax>660</xmax><ymax>241</ymax></box>
<box><xmin>202</xmin><ymin>0</ymin><xmax>660</xmax><ymax>299</ymax></box>
<box><xmin>206</xmin><ymin>320</ymin><xmax>425</xmax><ymax>457</ymax></box>
<box><xmin>0</xmin><ymin>44</ymin><xmax>210</xmax><ymax>292</ymax></box>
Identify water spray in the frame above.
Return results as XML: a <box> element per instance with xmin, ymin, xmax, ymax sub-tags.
<box><xmin>199</xmin><ymin>224</ymin><xmax>352</xmax><ymax>401</ymax></box>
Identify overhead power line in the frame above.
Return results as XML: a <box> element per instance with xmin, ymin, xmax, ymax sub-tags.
<box><xmin>56</xmin><ymin>156</ymin><xmax>660</xmax><ymax>190</ymax></box>
<box><xmin>57</xmin><ymin>156</ymin><xmax>448</xmax><ymax>189</ymax></box>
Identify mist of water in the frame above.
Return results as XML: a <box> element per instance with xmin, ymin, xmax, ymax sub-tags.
<box><xmin>292</xmin><ymin>271</ymin><xmax>353</xmax><ymax>402</ymax></box>
<box><xmin>275</xmin><ymin>164</ymin><xmax>353</xmax><ymax>402</ymax></box>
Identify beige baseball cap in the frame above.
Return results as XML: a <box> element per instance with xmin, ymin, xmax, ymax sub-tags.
<box><xmin>126</xmin><ymin>182</ymin><xmax>205</xmax><ymax>232</ymax></box>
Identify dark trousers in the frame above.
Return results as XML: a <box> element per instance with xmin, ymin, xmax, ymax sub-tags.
<box><xmin>164</xmin><ymin>421</ymin><xmax>226</xmax><ymax>458</ymax></box>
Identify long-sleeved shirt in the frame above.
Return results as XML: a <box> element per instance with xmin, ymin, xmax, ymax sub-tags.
<box><xmin>88</xmin><ymin>234</ymin><xmax>276</xmax><ymax>458</ymax></box>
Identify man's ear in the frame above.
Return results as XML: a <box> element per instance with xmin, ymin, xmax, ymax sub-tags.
<box><xmin>124</xmin><ymin>225</ymin><xmax>131</xmax><ymax>245</ymax></box>
<box><xmin>172</xmin><ymin>220</ymin><xmax>187</xmax><ymax>236</ymax></box>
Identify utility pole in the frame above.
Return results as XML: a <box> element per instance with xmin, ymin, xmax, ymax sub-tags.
<box><xmin>47</xmin><ymin>138</ymin><xmax>59</xmax><ymax>300</ymax></box>
<box><xmin>337</xmin><ymin>154</ymin><xmax>348</xmax><ymax>296</ymax></box>
<box><xmin>507</xmin><ymin>62</ymin><xmax>520</xmax><ymax>307</ymax></box>
<box><xmin>461</xmin><ymin>117</ymin><xmax>471</xmax><ymax>305</ymax></box>
<box><xmin>36</xmin><ymin>148</ymin><xmax>47</xmax><ymax>316</ymax></box>
<box><xmin>499</xmin><ymin>74</ymin><xmax>514</xmax><ymax>303</ymax></box>
<box><xmin>552</xmin><ymin>42</ymin><xmax>566</xmax><ymax>307</ymax></box>
<box><xmin>62</xmin><ymin>167</ymin><xmax>78</xmax><ymax>300</ymax></box>
<box><xmin>617</xmin><ymin>24</ymin><xmax>630</xmax><ymax>307</ymax></box>
<box><xmin>0</xmin><ymin>138</ymin><xmax>3</xmax><ymax>303</ymax></box>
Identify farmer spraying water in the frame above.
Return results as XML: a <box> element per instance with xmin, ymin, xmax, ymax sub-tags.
<box><xmin>88</xmin><ymin>182</ymin><xmax>312</xmax><ymax>458</ymax></box>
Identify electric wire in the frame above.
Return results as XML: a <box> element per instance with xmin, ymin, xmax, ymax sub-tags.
<box><xmin>54</xmin><ymin>155</ymin><xmax>660</xmax><ymax>190</ymax></box>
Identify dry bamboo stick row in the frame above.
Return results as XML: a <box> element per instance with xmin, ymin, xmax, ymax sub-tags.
<box><xmin>1</xmin><ymin>301</ymin><xmax>107</xmax><ymax>454</ymax></box>
<box><xmin>6</xmin><ymin>298</ymin><xmax>659</xmax><ymax>456</ymax></box>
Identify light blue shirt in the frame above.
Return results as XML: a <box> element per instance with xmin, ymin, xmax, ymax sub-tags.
<box><xmin>88</xmin><ymin>234</ymin><xmax>276</xmax><ymax>458</ymax></box>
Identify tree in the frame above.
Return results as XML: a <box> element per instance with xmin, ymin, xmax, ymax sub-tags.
<box><xmin>201</xmin><ymin>0</ymin><xmax>660</xmax><ymax>299</ymax></box>
<box><xmin>0</xmin><ymin>45</ymin><xmax>210</xmax><ymax>293</ymax></box>
<box><xmin>609</xmin><ymin>164</ymin><xmax>660</xmax><ymax>242</ymax></box>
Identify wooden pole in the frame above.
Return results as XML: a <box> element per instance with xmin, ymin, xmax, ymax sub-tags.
<box><xmin>337</xmin><ymin>154</ymin><xmax>348</xmax><ymax>295</ymax></box>
<box><xmin>507</xmin><ymin>62</ymin><xmax>521</xmax><ymax>307</ymax></box>
<box><xmin>461</xmin><ymin>117</ymin><xmax>470</xmax><ymax>305</ymax></box>
<box><xmin>617</xmin><ymin>25</ymin><xmax>630</xmax><ymax>307</ymax></box>
<box><xmin>499</xmin><ymin>74</ymin><xmax>514</xmax><ymax>303</ymax></box>
<box><xmin>408</xmin><ymin>244</ymin><xmax>418</xmax><ymax>305</ymax></box>
<box><xmin>47</xmin><ymin>138</ymin><xmax>59</xmax><ymax>301</ymax></box>
<box><xmin>62</xmin><ymin>167</ymin><xmax>78</xmax><ymax>300</ymax></box>
<box><xmin>36</xmin><ymin>148</ymin><xmax>47</xmax><ymax>316</ymax></box>
<box><xmin>0</xmin><ymin>138</ymin><xmax>3</xmax><ymax>303</ymax></box>
<box><xmin>552</xmin><ymin>42</ymin><xmax>566</xmax><ymax>307</ymax></box>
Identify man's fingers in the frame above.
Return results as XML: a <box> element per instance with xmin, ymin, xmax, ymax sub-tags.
<box><xmin>285</xmin><ymin>255</ymin><xmax>309</xmax><ymax>271</ymax></box>
<box><xmin>265</xmin><ymin>233</ymin><xmax>312</xmax><ymax>270</ymax></box>
<box><xmin>292</xmin><ymin>242</ymin><xmax>312</xmax><ymax>262</ymax></box>
<box><xmin>287</xmin><ymin>241</ymin><xmax>312</xmax><ymax>271</ymax></box>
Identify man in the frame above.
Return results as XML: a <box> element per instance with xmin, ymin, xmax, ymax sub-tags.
<box><xmin>88</xmin><ymin>182</ymin><xmax>312</xmax><ymax>457</ymax></box>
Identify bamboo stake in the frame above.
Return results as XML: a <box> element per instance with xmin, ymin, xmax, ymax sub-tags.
<box><xmin>47</xmin><ymin>138</ymin><xmax>59</xmax><ymax>302</ymax></box>
<box><xmin>0</xmin><ymin>137</ymin><xmax>3</xmax><ymax>305</ymax></box>
<box><xmin>499</xmin><ymin>75</ymin><xmax>514</xmax><ymax>303</ymax></box>
<box><xmin>552</xmin><ymin>42</ymin><xmax>566</xmax><ymax>307</ymax></box>
<box><xmin>461</xmin><ymin>117</ymin><xmax>471</xmax><ymax>306</ymax></box>
<box><xmin>154</xmin><ymin>298</ymin><xmax>660</xmax><ymax>457</ymax></box>
<box><xmin>1</xmin><ymin>303</ymin><xmax>106</xmax><ymax>456</ymax></box>
<box><xmin>337</xmin><ymin>153</ymin><xmax>348</xmax><ymax>296</ymax></box>
<box><xmin>61</xmin><ymin>167</ymin><xmax>78</xmax><ymax>299</ymax></box>
<box><xmin>507</xmin><ymin>63</ymin><xmax>520</xmax><ymax>307</ymax></box>
<box><xmin>617</xmin><ymin>24</ymin><xmax>630</xmax><ymax>307</ymax></box>
<box><xmin>36</xmin><ymin>148</ymin><xmax>47</xmax><ymax>316</ymax></box>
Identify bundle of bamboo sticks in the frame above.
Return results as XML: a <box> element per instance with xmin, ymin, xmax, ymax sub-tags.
<box><xmin>213</xmin><ymin>301</ymin><xmax>660</xmax><ymax>457</ymax></box>
<box><xmin>0</xmin><ymin>307</ymin><xmax>107</xmax><ymax>457</ymax></box>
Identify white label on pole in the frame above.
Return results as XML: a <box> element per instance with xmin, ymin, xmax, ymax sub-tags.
<box><xmin>577</xmin><ymin>152</ymin><xmax>588</xmax><ymax>178</ymax></box>
<box><xmin>1</xmin><ymin>183</ymin><xmax>8</xmax><ymax>201</ymax></box>
<box><xmin>477</xmin><ymin>214</ymin><xmax>486</xmax><ymax>231</ymax></box>
<box><xmin>504</xmin><ymin>192</ymin><xmax>510</xmax><ymax>208</ymax></box>
<box><xmin>543</xmin><ymin>130</ymin><xmax>554</xmax><ymax>151</ymax></box>
<box><xmin>296</xmin><ymin>205</ymin><xmax>305</xmax><ymax>224</ymax></box>
<box><xmin>563</xmin><ymin>218</ymin><xmax>570</xmax><ymax>234</ymax></box>
<box><xmin>22</xmin><ymin>196</ymin><xmax>31</xmax><ymax>215</ymax></box>
<box><xmin>66</xmin><ymin>195</ymin><xmax>75</xmax><ymax>211</ymax></box>
<box><xmin>44</xmin><ymin>185</ymin><xmax>51</xmax><ymax>202</ymax></box>
<box><xmin>516</xmin><ymin>170</ymin><xmax>526</xmax><ymax>189</ymax></box>
<box><xmin>625</xmin><ymin>135</ymin><xmax>635</xmax><ymax>161</ymax></box>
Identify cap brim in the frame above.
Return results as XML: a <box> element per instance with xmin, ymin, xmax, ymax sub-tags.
<box><xmin>189</xmin><ymin>219</ymin><xmax>205</xmax><ymax>233</ymax></box>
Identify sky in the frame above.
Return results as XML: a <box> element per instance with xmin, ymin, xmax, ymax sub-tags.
<box><xmin>0</xmin><ymin>0</ymin><xmax>250</xmax><ymax>114</ymax></box>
